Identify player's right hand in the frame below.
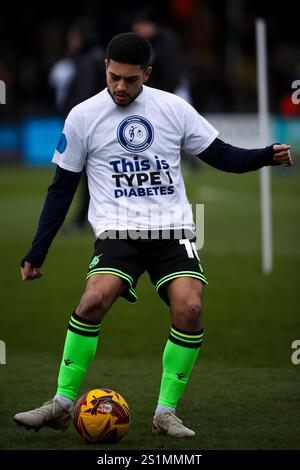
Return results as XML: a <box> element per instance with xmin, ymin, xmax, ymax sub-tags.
<box><xmin>21</xmin><ymin>261</ymin><xmax>43</xmax><ymax>281</ymax></box>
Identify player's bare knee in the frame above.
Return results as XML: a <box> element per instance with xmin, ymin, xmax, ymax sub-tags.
<box><xmin>76</xmin><ymin>289</ymin><xmax>110</xmax><ymax>320</ymax></box>
<box><xmin>185</xmin><ymin>301</ymin><xmax>202</xmax><ymax>321</ymax></box>
<box><xmin>173</xmin><ymin>301</ymin><xmax>202</xmax><ymax>331</ymax></box>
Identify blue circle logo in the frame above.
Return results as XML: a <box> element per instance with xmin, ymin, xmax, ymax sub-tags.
<box><xmin>117</xmin><ymin>115</ymin><xmax>154</xmax><ymax>153</ymax></box>
<box><xmin>56</xmin><ymin>133</ymin><xmax>67</xmax><ymax>153</ymax></box>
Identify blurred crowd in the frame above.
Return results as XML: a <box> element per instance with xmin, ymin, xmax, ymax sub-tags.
<box><xmin>0</xmin><ymin>0</ymin><xmax>300</xmax><ymax>120</ymax></box>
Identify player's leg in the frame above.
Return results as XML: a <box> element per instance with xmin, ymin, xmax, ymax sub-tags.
<box><xmin>168</xmin><ymin>276</ymin><xmax>203</xmax><ymax>330</ymax></box>
<box><xmin>148</xmin><ymin>232</ymin><xmax>206</xmax><ymax>437</ymax></box>
<box><xmin>14</xmin><ymin>274</ymin><xmax>126</xmax><ymax>431</ymax></box>
<box><xmin>153</xmin><ymin>277</ymin><xmax>204</xmax><ymax>437</ymax></box>
<box><xmin>14</xmin><ymin>234</ymin><xmax>142</xmax><ymax>431</ymax></box>
<box><xmin>55</xmin><ymin>273</ymin><xmax>126</xmax><ymax>404</ymax></box>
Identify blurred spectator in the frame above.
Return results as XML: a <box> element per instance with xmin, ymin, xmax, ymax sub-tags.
<box><xmin>49</xmin><ymin>17</ymin><xmax>106</xmax><ymax>232</ymax></box>
<box><xmin>1</xmin><ymin>2</ymin><xmax>299</xmax><ymax>130</ymax></box>
<box><xmin>132</xmin><ymin>6</ymin><xmax>184</xmax><ymax>94</ymax></box>
<box><xmin>132</xmin><ymin>6</ymin><xmax>200</xmax><ymax>171</ymax></box>
<box><xmin>50</xmin><ymin>17</ymin><xmax>106</xmax><ymax>115</ymax></box>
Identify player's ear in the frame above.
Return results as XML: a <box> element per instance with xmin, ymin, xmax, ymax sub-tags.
<box><xmin>143</xmin><ymin>66</ymin><xmax>152</xmax><ymax>83</ymax></box>
<box><xmin>105</xmin><ymin>59</ymin><xmax>109</xmax><ymax>70</ymax></box>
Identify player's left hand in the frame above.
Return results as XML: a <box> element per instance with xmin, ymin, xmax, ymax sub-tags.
<box><xmin>272</xmin><ymin>144</ymin><xmax>293</xmax><ymax>166</ymax></box>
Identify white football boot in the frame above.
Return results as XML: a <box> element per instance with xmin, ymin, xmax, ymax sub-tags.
<box><xmin>14</xmin><ymin>398</ymin><xmax>72</xmax><ymax>431</ymax></box>
<box><xmin>152</xmin><ymin>411</ymin><xmax>195</xmax><ymax>437</ymax></box>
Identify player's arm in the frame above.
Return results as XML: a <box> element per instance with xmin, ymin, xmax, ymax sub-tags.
<box><xmin>196</xmin><ymin>138</ymin><xmax>293</xmax><ymax>173</ymax></box>
<box><xmin>21</xmin><ymin>165</ymin><xmax>82</xmax><ymax>280</ymax></box>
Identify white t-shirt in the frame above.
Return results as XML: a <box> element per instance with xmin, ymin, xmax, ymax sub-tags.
<box><xmin>52</xmin><ymin>85</ymin><xmax>218</xmax><ymax>237</ymax></box>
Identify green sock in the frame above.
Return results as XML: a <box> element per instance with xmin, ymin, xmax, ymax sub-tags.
<box><xmin>56</xmin><ymin>312</ymin><xmax>101</xmax><ymax>401</ymax></box>
<box><xmin>158</xmin><ymin>325</ymin><xmax>204</xmax><ymax>408</ymax></box>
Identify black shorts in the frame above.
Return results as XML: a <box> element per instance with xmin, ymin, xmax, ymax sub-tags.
<box><xmin>86</xmin><ymin>230</ymin><xmax>208</xmax><ymax>305</ymax></box>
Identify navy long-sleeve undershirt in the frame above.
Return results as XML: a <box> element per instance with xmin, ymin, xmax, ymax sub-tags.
<box><xmin>197</xmin><ymin>138</ymin><xmax>276</xmax><ymax>173</ymax></box>
<box><xmin>21</xmin><ymin>166</ymin><xmax>82</xmax><ymax>268</ymax></box>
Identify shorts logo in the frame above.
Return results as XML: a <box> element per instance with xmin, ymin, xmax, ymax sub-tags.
<box><xmin>56</xmin><ymin>133</ymin><xmax>67</xmax><ymax>154</ymax></box>
<box><xmin>89</xmin><ymin>255</ymin><xmax>102</xmax><ymax>269</ymax></box>
<box><xmin>117</xmin><ymin>115</ymin><xmax>154</xmax><ymax>153</ymax></box>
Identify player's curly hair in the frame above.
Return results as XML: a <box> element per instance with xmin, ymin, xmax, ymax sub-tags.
<box><xmin>106</xmin><ymin>33</ymin><xmax>152</xmax><ymax>69</ymax></box>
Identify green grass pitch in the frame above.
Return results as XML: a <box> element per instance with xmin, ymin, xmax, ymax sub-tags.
<box><xmin>0</xmin><ymin>162</ymin><xmax>299</xmax><ymax>450</ymax></box>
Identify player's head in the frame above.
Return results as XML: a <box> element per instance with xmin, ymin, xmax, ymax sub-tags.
<box><xmin>106</xmin><ymin>32</ymin><xmax>152</xmax><ymax>69</ymax></box>
<box><xmin>105</xmin><ymin>32</ymin><xmax>152</xmax><ymax>106</ymax></box>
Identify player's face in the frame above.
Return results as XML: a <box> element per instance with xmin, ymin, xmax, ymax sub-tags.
<box><xmin>105</xmin><ymin>59</ymin><xmax>152</xmax><ymax>106</ymax></box>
